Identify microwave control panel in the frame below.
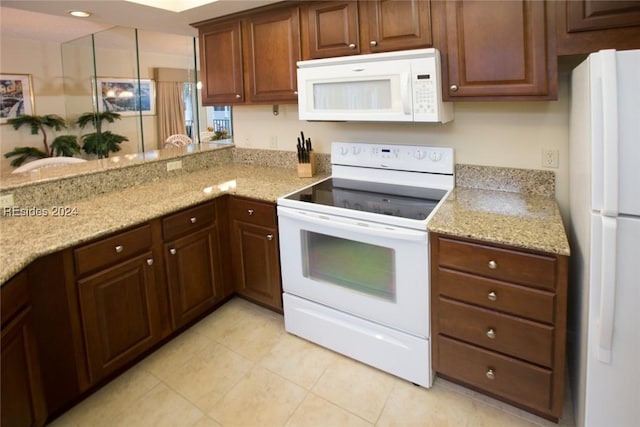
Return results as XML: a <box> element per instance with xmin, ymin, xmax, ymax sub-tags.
<box><xmin>414</xmin><ymin>74</ymin><xmax>437</xmax><ymax>115</ymax></box>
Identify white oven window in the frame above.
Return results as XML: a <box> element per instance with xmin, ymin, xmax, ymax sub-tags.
<box><xmin>301</xmin><ymin>231</ymin><xmax>396</xmax><ymax>301</ymax></box>
<box><xmin>312</xmin><ymin>80</ymin><xmax>392</xmax><ymax>110</ymax></box>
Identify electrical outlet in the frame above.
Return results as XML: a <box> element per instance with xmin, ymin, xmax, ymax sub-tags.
<box><xmin>0</xmin><ymin>194</ymin><xmax>14</xmax><ymax>208</ymax></box>
<box><xmin>541</xmin><ymin>149</ymin><xmax>559</xmax><ymax>168</ymax></box>
<box><xmin>270</xmin><ymin>135</ymin><xmax>278</xmax><ymax>148</ymax></box>
<box><xmin>166</xmin><ymin>160</ymin><xmax>182</xmax><ymax>171</ymax></box>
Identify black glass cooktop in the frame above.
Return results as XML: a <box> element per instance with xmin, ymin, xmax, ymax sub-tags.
<box><xmin>284</xmin><ymin>178</ymin><xmax>448</xmax><ymax>221</ymax></box>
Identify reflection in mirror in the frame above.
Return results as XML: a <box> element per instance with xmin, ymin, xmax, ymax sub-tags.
<box><xmin>2</xmin><ymin>25</ymin><xmax>233</xmax><ymax>180</ymax></box>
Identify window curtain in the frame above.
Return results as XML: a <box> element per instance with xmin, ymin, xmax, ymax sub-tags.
<box><xmin>154</xmin><ymin>68</ymin><xmax>187</xmax><ymax>146</ymax></box>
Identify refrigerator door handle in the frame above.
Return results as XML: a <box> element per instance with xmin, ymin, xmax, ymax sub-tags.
<box><xmin>600</xmin><ymin>49</ymin><xmax>619</xmax><ymax>217</ymax></box>
<box><xmin>597</xmin><ymin>216</ymin><xmax>617</xmax><ymax>363</ymax></box>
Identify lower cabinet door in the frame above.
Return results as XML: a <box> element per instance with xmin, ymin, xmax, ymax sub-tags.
<box><xmin>231</xmin><ymin>220</ymin><xmax>282</xmax><ymax>311</ymax></box>
<box><xmin>77</xmin><ymin>252</ymin><xmax>160</xmax><ymax>384</ymax></box>
<box><xmin>165</xmin><ymin>226</ymin><xmax>221</xmax><ymax>329</ymax></box>
<box><xmin>1</xmin><ymin>308</ymin><xmax>46</xmax><ymax>427</ymax></box>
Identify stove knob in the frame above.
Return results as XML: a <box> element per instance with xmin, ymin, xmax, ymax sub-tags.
<box><xmin>414</xmin><ymin>150</ymin><xmax>427</xmax><ymax>160</ymax></box>
<box><xmin>429</xmin><ymin>151</ymin><xmax>442</xmax><ymax>162</ymax></box>
<box><xmin>352</xmin><ymin>146</ymin><xmax>362</xmax><ymax>155</ymax></box>
<box><xmin>340</xmin><ymin>146</ymin><xmax>349</xmax><ymax>156</ymax></box>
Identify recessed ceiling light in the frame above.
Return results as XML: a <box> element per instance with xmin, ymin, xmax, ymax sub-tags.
<box><xmin>69</xmin><ymin>10</ymin><xmax>92</xmax><ymax>18</ymax></box>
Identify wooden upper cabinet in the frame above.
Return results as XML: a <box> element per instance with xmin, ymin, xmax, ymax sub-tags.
<box><xmin>438</xmin><ymin>0</ymin><xmax>555</xmax><ymax>100</ymax></box>
<box><xmin>305</xmin><ymin>1</ymin><xmax>360</xmax><ymax>58</ymax></box>
<box><xmin>556</xmin><ymin>1</ymin><xmax>640</xmax><ymax>55</ymax></box>
<box><xmin>363</xmin><ymin>0</ymin><xmax>433</xmax><ymax>53</ymax></box>
<box><xmin>303</xmin><ymin>0</ymin><xmax>433</xmax><ymax>59</ymax></box>
<box><xmin>243</xmin><ymin>6</ymin><xmax>301</xmax><ymax>103</ymax></box>
<box><xmin>198</xmin><ymin>20</ymin><xmax>244</xmax><ymax>104</ymax></box>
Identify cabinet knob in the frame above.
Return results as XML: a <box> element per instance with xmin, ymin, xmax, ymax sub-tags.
<box><xmin>294</xmin><ymin>91</ymin><xmax>298</xmax><ymax>96</ymax></box>
<box><xmin>348</xmin><ymin>43</ymin><xmax>356</xmax><ymax>49</ymax></box>
<box><xmin>487</xmin><ymin>291</ymin><xmax>497</xmax><ymax>301</ymax></box>
<box><xmin>450</xmin><ymin>84</ymin><xmax>459</xmax><ymax>92</ymax></box>
<box><xmin>115</xmin><ymin>245</ymin><xmax>124</xmax><ymax>253</ymax></box>
<box><xmin>235</xmin><ymin>94</ymin><xmax>241</xmax><ymax>99</ymax></box>
<box><xmin>267</xmin><ymin>234</ymin><xmax>273</xmax><ymax>241</ymax></box>
<box><xmin>486</xmin><ymin>369</ymin><xmax>496</xmax><ymax>380</ymax></box>
<box><xmin>170</xmin><ymin>248</ymin><xmax>177</xmax><ymax>255</ymax></box>
<box><xmin>190</xmin><ymin>217</ymin><xmax>197</xmax><ymax>224</ymax></box>
<box><xmin>370</xmin><ymin>40</ymin><xmax>378</xmax><ymax>47</ymax></box>
<box><xmin>147</xmin><ymin>258</ymin><xmax>154</xmax><ymax>266</ymax></box>
<box><xmin>486</xmin><ymin>328</ymin><xmax>496</xmax><ymax>339</ymax></box>
<box><xmin>488</xmin><ymin>260</ymin><xmax>498</xmax><ymax>269</ymax></box>
<box><xmin>248</xmin><ymin>209</ymin><xmax>254</xmax><ymax>215</ymax></box>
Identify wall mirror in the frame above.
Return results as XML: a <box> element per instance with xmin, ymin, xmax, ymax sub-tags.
<box><xmin>2</xmin><ymin>25</ymin><xmax>232</xmax><ymax>180</ymax></box>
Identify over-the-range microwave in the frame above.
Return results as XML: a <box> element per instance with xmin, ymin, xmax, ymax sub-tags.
<box><xmin>296</xmin><ymin>48</ymin><xmax>453</xmax><ymax>123</ymax></box>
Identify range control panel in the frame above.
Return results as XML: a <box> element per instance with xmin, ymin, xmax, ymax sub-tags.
<box><xmin>331</xmin><ymin>142</ymin><xmax>454</xmax><ymax>175</ymax></box>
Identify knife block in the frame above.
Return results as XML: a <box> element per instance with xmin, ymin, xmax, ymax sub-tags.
<box><xmin>297</xmin><ymin>151</ymin><xmax>315</xmax><ymax>178</ymax></box>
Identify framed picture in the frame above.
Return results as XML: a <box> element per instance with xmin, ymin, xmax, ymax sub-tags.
<box><xmin>0</xmin><ymin>73</ymin><xmax>35</xmax><ymax>124</ymax></box>
<box><xmin>96</xmin><ymin>77</ymin><xmax>156</xmax><ymax>116</ymax></box>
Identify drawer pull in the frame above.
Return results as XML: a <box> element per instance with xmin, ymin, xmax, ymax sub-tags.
<box><xmin>267</xmin><ymin>234</ymin><xmax>273</xmax><ymax>241</ymax></box>
<box><xmin>487</xmin><ymin>291</ymin><xmax>497</xmax><ymax>301</ymax></box>
<box><xmin>147</xmin><ymin>258</ymin><xmax>154</xmax><ymax>266</ymax></box>
<box><xmin>486</xmin><ymin>328</ymin><xmax>496</xmax><ymax>339</ymax></box>
<box><xmin>190</xmin><ymin>217</ymin><xmax>197</xmax><ymax>224</ymax></box>
<box><xmin>488</xmin><ymin>260</ymin><xmax>498</xmax><ymax>269</ymax></box>
<box><xmin>248</xmin><ymin>209</ymin><xmax>254</xmax><ymax>216</ymax></box>
<box><xmin>486</xmin><ymin>369</ymin><xmax>496</xmax><ymax>380</ymax></box>
<box><xmin>115</xmin><ymin>245</ymin><xmax>124</xmax><ymax>253</ymax></box>
<box><xmin>170</xmin><ymin>248</ymin><xmax>177</xmax><ymax>255</ymax></box>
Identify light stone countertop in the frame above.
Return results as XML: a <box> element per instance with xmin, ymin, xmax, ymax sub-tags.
<box><xmin>428</xmin><ymin>187</ymin><xmax>570</xmax><ymax>256</ymax></box>
<box><xmin>0</xmin><ymin>164</ymin><xmax>328</xmax><ymax>285</ymax></box>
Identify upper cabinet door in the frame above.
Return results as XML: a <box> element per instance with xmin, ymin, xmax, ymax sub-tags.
<box><xmin>243</xmin><ymin>7</ymin><xmax>301</xmax><ymax>103</ymax></box>
<box><xmin>555</xmin><ymin>1</ymin><xmax>640</xmax><ymax>55</ymax></box>
<box><xmin>440</xmin><ymin>0</ymin><xmax>554</xmax><ymax>100</ymax></box>
<box><xmin>306</xmin><ymin>1</ymin><xmax>360</xmax><ymax>58</ymax></box>
<box><xmin>199</xmin><ymin>20</ymin><xmax>244</xmax><ymax>105</ymax></box>
<box><xmin>363</xmin><ymin>0</ymin><xmax>433</xmax><ymax>52</ymax></box>
<box><xmin>566</xmin><ymin>0</ymin><xmax>640</xmax><ymax>32</ymax></box>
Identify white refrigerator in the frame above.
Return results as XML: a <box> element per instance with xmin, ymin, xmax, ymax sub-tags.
<box><xmin>569</xmin><ymin>49</ymin><xmax>640</xmax><ymax>427</ymax></box>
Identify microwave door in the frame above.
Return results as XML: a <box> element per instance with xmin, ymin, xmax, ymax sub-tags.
<box><xmin>297</xmin><ymin>63</ymin><xmax>412</xmax><ymax>122</ymax></box>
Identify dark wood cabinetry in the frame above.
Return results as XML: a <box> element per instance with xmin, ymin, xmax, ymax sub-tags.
<box><xmin>74</xmin><ymin>225</ymin><xmax>161</xmax><ymax>384</ymax></box>
<box><xmin>198</xmin><ymin>20</ymin><xmax>244</xmax><ymax>104</ymax></box>
<box><xmin>162</xmin><ymin>201</ymin><xmax>226</xmax><ymax>329</ymax></box>
<box><xmin>1</xmin><ymin>271</ymin><xmax>46</xmax><ymax>427</ymax></box>
<box><xmin>302</xmin><ymin>0</ymin><xmax>432</xmax><ymax>59</ymax></box>
<box><xmin>555</xmin><ymin>0</ymin><xmax>640</xmax><ymax>55</ymax></box>
<box><xmin>435</xmin><ymin>0</ymin><xmax>555</xmax><ymax>100</ymax></box>
<box><xmin>229</xmin><ymin>197</ymin><xmax>282</xmax><ymax>312</ymax></box>
<box><xmin>194</xmin><ymin>4</ymin><xmax>300</xmax><ymax>105</ymax></box>
<box><xmin>430</xmin><ymin>233</ymin><xmax>568</xmax><ymax>421</ymax></box>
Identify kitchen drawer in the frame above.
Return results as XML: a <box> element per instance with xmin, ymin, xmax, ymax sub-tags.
<box><xmin>438</xmin><ymin>297</ymin><xmax>554</xmax><ymax>367</ymax></box>
<box><xmin>438</xmin><ymin>268</ymin><xmax>555</xmax><ymax>324</ymax></box>
<box><xmin>74</xmin><ymin>224</ymin><xmax>152</xmax><ymax>276</ymax></box>
<box><xmin>162</xmin><ymin>202</ymin><xmax>216</xmax><ymax>241</ymax></box>
<box><xmin>438</xmin><ymin>336</ymin><xmax>552</xmax><ymax>412</ymax></box>
<box><xmin>229</xmin><ymin>197</ymin><xmax>276</xmax><ymax>227</ymax></box>
<box><xmin>438</xmin><ymin>237</ymin><xmax>557</xmax><ymax>290</ymax></box>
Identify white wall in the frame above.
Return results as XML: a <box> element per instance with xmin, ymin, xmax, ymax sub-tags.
<box><xmin>232</xmin><ymin>71</ymin><xmax>571</xmax><ymax>221</ymax></box>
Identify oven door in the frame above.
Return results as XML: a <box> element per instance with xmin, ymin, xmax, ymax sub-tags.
<box><xmin>277</xmin><ymin>206</ymin><xmax>429</xmax><ymax>337</ymax></box>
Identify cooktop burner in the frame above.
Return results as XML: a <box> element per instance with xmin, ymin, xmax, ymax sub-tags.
<box><xmin>284</xmin><ymin>178</ymin><xmax>448</xmax><ymax>220</ymax></box>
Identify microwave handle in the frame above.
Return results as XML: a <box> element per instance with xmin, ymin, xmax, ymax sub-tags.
<box><xmin>401</xmin><ymin>72</ymin><xmax>411</xmax><ymax>115</ymax></box>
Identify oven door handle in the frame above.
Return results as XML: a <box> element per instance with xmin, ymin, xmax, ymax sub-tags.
<box><xmin>278</xmin><ymin>208</ymin><xmax>426</xmax><ymax>242</ymax></box>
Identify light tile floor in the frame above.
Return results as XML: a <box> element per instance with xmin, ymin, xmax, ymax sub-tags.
<box><xmin>49</xmin><ymin>298</ymin><xmax>575</xmax><ymax>427</ymax></box>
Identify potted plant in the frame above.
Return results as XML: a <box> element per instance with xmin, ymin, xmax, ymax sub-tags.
<box><xmin>4</xmin><ymin>114</ymin><xmax>81</xmax><ymax>167</ymax></box>
<box><xmin>76</xmin><ymin>111</ymin><xmax>128</xmax><ymax>159</ymax></box>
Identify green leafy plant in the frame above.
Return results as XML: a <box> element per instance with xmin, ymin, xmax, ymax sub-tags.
<box><xmin>4</xmin><ymin>114</ymin><xmax>79</xmax><ymax>167</ymax></box>
<box><xmin>76</xmin><ymin>111</ymin><xmax>128</xmax><ymax>158</ymax></box>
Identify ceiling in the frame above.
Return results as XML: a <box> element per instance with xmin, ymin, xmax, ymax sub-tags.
<box><xmin>0</xmin><ymin>0</ymin><xmax>282</xmax><ymax>43</ymax></box>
